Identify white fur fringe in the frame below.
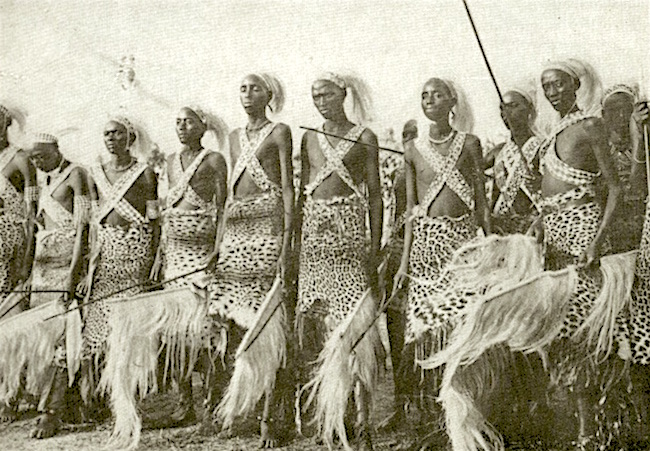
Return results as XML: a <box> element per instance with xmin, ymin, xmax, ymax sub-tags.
<box><xmin>98</xmin><ymin>287</ymin><xmax>206</xmax><ymax>450</ymax></box>
<box><xmin>304</xmin><ymin>289</ymin><xmax>380</xmax><ymax>451</ymax></box>
<box><xmin>217</xmin><ymin>277</ymin><xmax>286</xmax><ymax>430</ymax></box>
<box><xmin>574</xmin><ymin>251</ymin><xmax>637</xmax><ymax>361</ymax></box>
<box><xmin>0</xmin><ymin>300</ymin><xmax>66</xmax><ymax>403</ymax></box>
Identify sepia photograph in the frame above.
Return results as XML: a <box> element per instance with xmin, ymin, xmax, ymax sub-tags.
<box><xmin>0</xmin><ymin>0</ymin><xmax>649</xmax><ymax>449</ymax></box>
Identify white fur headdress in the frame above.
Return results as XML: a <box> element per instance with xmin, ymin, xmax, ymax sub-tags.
<box><xmin>183</xmin><ymin>105</ymin><xmax>229</xmax><ymax>151</ymax></box>
<box><xmin>316</xmin><ymin>72</ymin><xmax>374</xmax><ymax>124</ymax></box>
<box><xmin>108</xmin><ymin>114</ymin><xmax>154</xmax><ymax>160</ymax></box>
<box><xmin>543</xmin><ymin>58</ymin><xmax>603</xmax><ymax>115</ymax></box>
<box><xmin>247</xmin><ymin>73</ymin><xmax>286</xmax><ymax>114</ymax></box>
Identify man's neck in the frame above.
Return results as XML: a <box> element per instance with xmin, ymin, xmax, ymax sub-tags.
<box><xmin>110</xmin><ymin>153</ymin><xmax>133</xmax><ymax>168</ymax></box>
<box><xmin>428</xmin><ymin>120</ymin><xmax>453</xmax><ymax>140</ymax></box>
<box><xmin>181</xmin><ymin>142</ymin><xmax>203</xmax><ymax>154</ymax></box>
<box><xmin>559</xmin><ymin>103</ymin><xmax>580</xmax><ymax>119</ymax></box>
<box><xmin>246</xmin><ymin>113</ymin><xmax>270</xmax><ymax>131</ymax></box>
<box><xmin>323</xmin><ymin>115</ymin><xmax>353</xmax><ymax>132</ymax></box>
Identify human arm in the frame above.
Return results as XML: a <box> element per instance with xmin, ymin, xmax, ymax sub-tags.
<box><xmin>66</xmin><ymin>168</ymin><xmax>89</xmax><ymax>302</ymax></box>
<box><xmin>581</xmin><ymin>118</ymin><xmax>621</xmax><ymax>267</ymax></box>
<box><xmin>363</xmin><ymin>130</ymin><xmax>383</xmax><ymax>294</ymax></box>
<box><xmin>143</xmin><ymin>167</ymin><xmax>161</xmax><ymax>281</ymax></box>
<box><xmin>276</xmin><ymin>124</ymin><xmax>294</xmax><ymax>278</ymax></box>
<box><xmin>468</xmin><ymin>135</ymin><xmax>491</xmax><ymax>235</ymax></box>
<box><xmin>630</xmin><ymin>101</ymin><xmax>649</xmax><ymax>199</ymax></box>
<box><xmin>394</xmin><ymin>144</ymin><xmax>416</xmax><ymax>294</ymax></box>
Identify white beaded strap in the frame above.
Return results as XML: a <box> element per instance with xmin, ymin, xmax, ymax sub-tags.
<box><xmin>73</xmin><ymin>195</ymin><xmax>91</xmax><ymax>226</ymax></box>
<box><xmin>25</xmin><ymin>185</ymin><xmax>39</xmax><ymax>202</ymax></box>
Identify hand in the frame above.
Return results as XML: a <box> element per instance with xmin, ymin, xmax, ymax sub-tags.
<box><xmin>64</xmin><ymin>275</ymin><xmax>76</xmax><ymax>305</ymax></box>
<box><xmin>76</xmin><ymin>276</ymin><xmax>91</xmax><ymax>299</ymax></box>
<box><xmin>633</xmin><ymin>101</ymin><xmax>649</xmax><ymax>128</ymax></box>
<box><xmin>392</xmin><ymin>262</ymin><xmax>409</xmax><ymax>297</ymax></box>
<box><xmin>578</xmin><ymin>243</ymin><xmax>600</xmax><ymax>269</ymax></box>
<box><xmin>17</xmin><ymin>265</ymin><xmax>31</xmax><ymax>286</ymax></box>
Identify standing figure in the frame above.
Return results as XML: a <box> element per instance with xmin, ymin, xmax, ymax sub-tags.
<box><xmin>491</xmin><ymin>88</ymin><xmax>543</xmax><ymax>235</ymax></box>
<box><xmin>394</xmin><ymin>78</ymin><xmax>489</xmax><ymax>430</ymax></box>
<box><xmin>208</xmin><ymin>74</ymin><xmax>294</xmax><ymax>447</ymax></box>
<box><xmin>26</xmin><ymin>132</ymin><xmax>90</xmax><ymax>438</ymax></box>
<box><xmin>297</xmin><ymin>72</ymin><xmax>382</xmax><ymax>450</ymax></box>
<box><xmin>80</xmin><ymin>116</ymin><xmax>160</xmax><ymax>399</ymax></box>
<box><xmin>601</xmin><ymin>84</ymin><xmax>647</xmax><ymax>253</ymax></box>
<box><xmin>0</xmin><ymin>103</ymin><xmax>37</xmax><ymax>423</ymax></box>
<box><xmin>151</xmin><ymin>106</ymin><xmax>228</xmax><ymax>427</ymax></box>
<box><xmin>535</xmin><ymin>59</ymin><xmax>620</xmax><ymax>447</ymax></box>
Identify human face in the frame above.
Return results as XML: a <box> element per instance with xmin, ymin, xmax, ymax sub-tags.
<box><xmin>103</xmin><ymin>121</ymin><xmax>130</xmax><ymax>156</ymax></box>
<box><xmin>500</xmin><ymin>91</ymin><xmax>533</xmax><ymax>132</ymax></box>
<box><xmin>240</xmin><ymin>75</ymin><xmax>271</xmax><ymax>115</ymax></box>
<box><xmin>28</xmin><ymin>143</ymin><xmax>61</xmax><ymax>172</ymax></box>
<box><xmin>176</xmin><ymin>108</ymin><xmax>206</xmax><ymax>145</ymax></box>
<box><xmin>421</xmin><ymin>79</ymin><xmax>455</xmax><ymax>122</ymax></box>
<box><xmin>311</xmin><ymin>80</ymin><xmax>346</xmax><ymax>120</ymax></box>
<box><xmin>602</xmin><ymin>93</ymin><xmax>634</xmax><ymax>141</ymax></box>
<box><xmin>541</xmin><ymin>69</ymin><xmax>578</xmax><ymax>116</ymax></box>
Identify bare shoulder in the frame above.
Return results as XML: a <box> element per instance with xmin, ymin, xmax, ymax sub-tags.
<box><xmin>166</xmin><ymin>153</ymin><xmax>176</xmax><ymax>167</ymax></box>
<box><xmin>580</xmin><ymin>117</ymin><xmax>605</xmax><ymax>135</ymax></box>
<box><xmin>359</xmin><ymin>127</ymin><xmax>378</xmax><ymax>146</ymax></box>
<box><xmin>205</xmin><ymin>150</ymin><xmax>227</xmax><ymax>171</ymax></box>
<box><xmin>272</xmin><ymin>122</ymin><xmax>292</xmax><ymax>138</ymax></box>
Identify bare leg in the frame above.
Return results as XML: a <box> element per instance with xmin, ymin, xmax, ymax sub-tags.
<box><xmin>30</xmin><ymin>369</ymin><xmax>66</xmax><ymax>439</ymax></box>
<box><xmin>355</xmin><ymin>381</ymin><xmax>373</xmax><ymax>451</ymax></box>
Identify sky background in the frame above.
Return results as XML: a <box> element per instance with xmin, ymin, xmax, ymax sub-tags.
<box><xmin>0</xmin><ymin>0</ymin><xmax>648</xmax><ymax>163</ymax></box>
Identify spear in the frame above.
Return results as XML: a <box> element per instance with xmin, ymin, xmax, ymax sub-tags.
<box><xmin>43</xmin><ymin>265</ymin><xmax>207</xmax><ymax>321</ymax></box>
<box><xmin>461</xmin><ymin>0</ymin><xmax>537</xmax><ymax>181</ymax></box>
<box><xmin>299</xmin><ymin>126</ymin><xmax>403</xmax><ymax>155</ymax></box>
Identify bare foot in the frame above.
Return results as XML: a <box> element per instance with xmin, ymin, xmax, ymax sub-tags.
<box><xmin>0</xmin><ymin>403</ymin><xmax>17</xmax><ymax>423</ymax></box>
<box><xmin>30</xmin><ymin>413</ymin><xmax>61</xmax><ymax>439</ymax></box>
<box><xmin>169</xmin><ymin>403</ymin><xmax>197</xmax><ymax>427</ymax></box>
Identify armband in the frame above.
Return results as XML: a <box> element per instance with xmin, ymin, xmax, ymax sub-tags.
<box><xmin>25</xmin><ymin>185</ymin><xmax>39</xmax><ymax>203</ymax></box>
<box><xmin>73</xmin><ymin>195</ymin><xmax>91</xmax><ymax>226</ymax></box>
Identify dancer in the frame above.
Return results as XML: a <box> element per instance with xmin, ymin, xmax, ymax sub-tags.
<box><xmin>26</xmin><ymin>132</ymin><xmax>89</xmax><ymax>438</ymax></box>
<box><xmin>297</xmin><ymin>72</ymin><xmax>382</xmax><ymax>450</ymax></box>
<box><xmin>491</xmin><ymin>88</ymin><xmax>542</xmax><ymax>235</ymax></box>
<box><xmin>151</xmin><ymin>106</ymin><xmax>228</xmax><ymax>427</ymax></box>
<box><xmin>208</xmin><ymin>73</ymin><xmax>294</xmax><ymax>447</ymax></box>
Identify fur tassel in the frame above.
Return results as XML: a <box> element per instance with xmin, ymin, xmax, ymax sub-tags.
<box><xmin>421</xmin><ymin>268</ymin><xmax>577</xmax><ymax>451</ymax></box>
<box><xmin>448</xmin><ymin>234</ymin><xmax>544</xmax><ymax>297</ymax></box>
<box><xmin>98</xmin><ymin>287</ymin><xmax>206</xmax><ymax>450</ymax></box>
<box><xmin>65</xmin><ymin>299</ymin><xmax>83</xmax><ymax>386</ymax></box>
<box><xmin>0</xmin><ymin>301</ymin><xmax>65</xmax><ymax>403</ymax></box>
<box><xmin>574</xmin><ymin>251</ymin><xmax>637</xmax><ymax>361</ymax></box>
<box><xmin>303</xmin><ymin>289</ymin><xmax>380</xmax><ymax>451</ymax></box>
<box><xmin>217</xmin><ymin>277</ymin><xmax>286</xmax><ymax>430</ymax></box>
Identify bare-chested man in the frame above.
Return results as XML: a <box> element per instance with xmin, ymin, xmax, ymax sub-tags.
<box><xmin>23</xmin><ymin>133</ymin><xmax>89</xmax><ymax>438</ymax></box>
<box><xmin>207</xmin><ymin>74</ymin><xmax>293</xmax><ymax>447</ymax></box>
<box><xmin>601</xmin><ymin>84</ymin><xmax>647</xmax><ymax>253</ymax></box>
<box><xmin>75</xmin><ymin>117</ymin><xmax>160</xmax><ymax>426</ymax></box>
<box><xmin>394</xmin><ymin>78</ymin><xmax>489</xmax><ymax>437</ymax></box>
<box><xmin>297</xmin><ymin>72</ymin><xmax>382</xmax><ymax>450</ymax></box>
<box><xmin>151</xmin><ymin>106</ymin><xmax>228</xmax><ymax>427</ymax></box>
<box><xmin>535</xmin><ymin>59</ymin><xmax>621</xmax><ymax>446</ymax></box>
<box><xmin>0</xmin><ymin>103</ymin><xmax>37</xmax><ymax>423</ymax></box>
<box><xmin>491</xmin><ymin>89</ymin><xmax>543</xmax><ymax>235</ymax></box>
